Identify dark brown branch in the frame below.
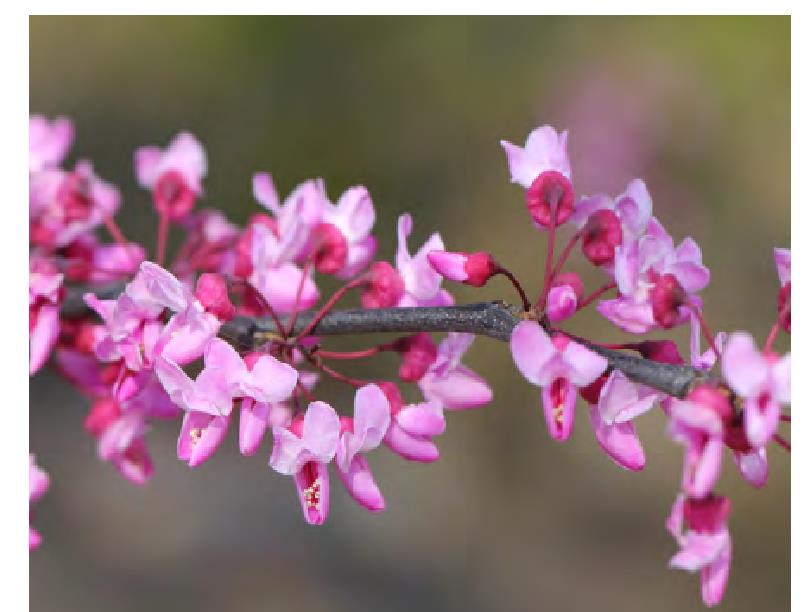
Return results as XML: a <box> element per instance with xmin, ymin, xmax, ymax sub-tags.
<box><xmin>64</xmin><ymin>289</ymin><xmax>712</xmax><ymax>399</ymax></box>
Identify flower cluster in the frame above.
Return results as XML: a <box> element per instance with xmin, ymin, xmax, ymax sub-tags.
<box><xmin>29</xmin><ymin>116</ymin><xmax>789</xmax><ymax>608</ymax></box>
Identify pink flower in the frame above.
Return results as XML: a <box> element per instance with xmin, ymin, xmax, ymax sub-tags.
<box><xmin>667</xmin><ymin>386</ymin><xmax>732</xmax><ymax>499</ymax></box>
<box><xmin>30</xmin><ymin>161</ymin><xmax>121</xmax><ymax>249</ymax></box>
<box><xmin>96</xmin><ymin>407</ymin><xmax>155</xmax><ymax>485</ymax></box>
<box><xmin>269</xmin><ymin>401</ymin><xmax>341</xmax><ymax>525</ymax></box>
<box><xmin>569</xmin><ymin>178</ymin><xmax>653</xmax><ymax>245</ymax></box>
<box><xmin>427</xmin><ymin>250</ymin><xmax>498</xmax><ymax>287</ymax></box>
<box><xmin>361</xmin><ymin>261</ymin><xmax>405</xmax><ymax>309</ymax></box>
<box><xmin>335</xmin><ymin>384</ymin><xmax>391</xmax><ymax>512</ymax></box>
<box><xmin>318</xmin><ymin>186</ymin><xmax>377</xmax><ymax>278</ymax></box>
<box><xmin>381</xmin><ymin>380</ymin><xmax>445</xmax><ymax>463</ymax></box>
<box><xmin>239</xmin><ymin>398</ymin><xmax>293</xmax><ymax>456</ymax></box>
<box><xmin>586</xmin><ymin>370</ymin><xmax>659</xmax><ymax>471</ymax></box>
<box><xmin>135</xmin><ymin>132</ymin><xmax>207</xmax><ymax>218</ymax></box>
<box><xmin>395</xmin><ymin>214</ymin><xmax>453</xmax><ymax>307</ymax></box>
<box><xmin>598</xmin><ymin>218</ymin><xmax>709</xmax><ymax>333</ymax></box>
<box><xmin>30</xmin><ymin>114</ymin><xmax>74</xmax><ymax>172</ymax></box>
<box><xmin>417</xmin><ymin>333</ymin><xmax>493</xmax><ymax>409</ymax></box>
<box><xmin>773</xmin><ymin>248</ymin><xmax>790</xmax><ymax>333</ymax></box>
<box><xmin>667</xmin><ymin>493</ymin><xmax>732</xmax><ymax>607</ymax></box>
<box><xmin>30</xmin><ymin>258</ymin><xmax>63</xmax><ymax>375</ymax></box>
<box><xmin>510</xmin><ymin>321</ymin><xmax>607</xmax><ymax>441</ymax></box>
<box><xmin>721</xmin><ymin>332</ymin><xmax>790</xmax><ymax>448</ymax></box>
<box><xmin>545</xmin><ymin>283</ymin><xmax>579</xmax><ymax>323</ymax></box>
<box><xmin>500</xmin><ymin>126</ymin><xmax>574</xmax><ymax>229</ymax></box>
<box><xmin>29</xmin><ymin>454</ymin><xmax>50</xmax><ymax>551</ymax></box>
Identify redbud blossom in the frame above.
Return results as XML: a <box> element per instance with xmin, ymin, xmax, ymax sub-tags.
<box><xmin>427</xmin><ymin>250</ymin><xmax>498</xmax><ymax>287</ymax></box>
<box><xmin>582</xmin><ymin>209</ymin><xmax>623</xmax><ymax>265</ymax></box>
<box><xmin>396</xmin><ymin>332</ymin><xmax>438</xmax><ymax>382</ymax></box>
<box><xmin>546</xmin><ymin>273</ymin><xmax>583</xmax><ymax>323</ymax></box>
<box><xmin>361</xmin><ymin>261</ymin><xmax>405</xmax><ymax>309</ymax></box>
<box><xmin>525</xmin><ymin>170</ymin><xmax>576</xmax><ymax>228</ymax></box>
<box><xmin>195</xmin><ymin>273</ymin><xmax>235</xmax><ymax>321</ymax></box>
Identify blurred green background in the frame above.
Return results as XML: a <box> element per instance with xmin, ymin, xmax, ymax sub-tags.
<box><xmin>30</xmin><ymin>16</ymin><xmax>790</xmax><ymax>612</ymax></box>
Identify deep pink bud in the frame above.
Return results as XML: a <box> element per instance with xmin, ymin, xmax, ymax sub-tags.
<box><xmin>687</xmin><ymin>385</ymin><xmax>733</xmax><ymax>422</ymax></box>
<box><xmin>396</xmin><ymin>333</ymin><xmax>438</xmax><ymax>382</ymax></box>
<box><xmin>84</xmin><ymin>397</ymin><xmax>122</xmax><ymax>438</ymax></box>
<box><xmin>723</xmin><ymin>419</ymin><xmax>753</xmax><ymax>453</ymax></box>
<box><xmin>312</xmin><ymin>222</ymin><xmax>348</xmax><ymax>275</ymax></box>
<box><xmin>546</xmin><ymin>272</ymin><xmax>584</xmax><ymax>323</ymax></box>
<box><xmin>683</xmin><ymin>494</ymin><xmax>731</xmax><ymax>533</ymax></box>
<box><xmin>427</xmin><ymin>250</ymin><xmax>498</xmax><ymax>287</ymax></box>
<box><xmin>195</xmin><ymin>273</ymin><xmax>235</xmax><ymax>321</ymax></box>
<box><xmin>636</xmin><ymin>340</ymin><xmax>685</xmax><ymax>365</ymax></box>
<box><xmin>580</xmin><ymin>373</ymin><xmax>608</xmax><ymax>405</ymax></box>
<box><xmin>57</xmin><ymin>172</ymin><xmax>93</xmax><ymax>222</ymax></box>
<box><xmin>361</xmin><ymin>261</ymin><xmax>405</xmax><ymax>309</ymax></box>
<box><xmin>650</xmin><ymin>273</ymin><xmax>686</xmax><ymax>329</ymax></box>
<box><xmin>525</xmin><ymin>170</ymin><xmax>575</xmax><ymax>228</ymax></box>
<box><xmin>154</xmin><ymin>170</ymin><xmax>196</xmax><ymax>219</ymax></box>
<box><xmin>582</xmin><ymin>209</ymin><xmax>623</xmax><ymax>265</ymax></box>
<box><xmin>777</xmin><ymin>281</ymin><xmax>791</xmax><ymax>333</ymax></box>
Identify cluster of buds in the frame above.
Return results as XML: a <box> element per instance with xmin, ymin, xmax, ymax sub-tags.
<box><xmin>28</xmin><ymin>116</ymin><xmax>789</xmax><ymax>608</ymax></box>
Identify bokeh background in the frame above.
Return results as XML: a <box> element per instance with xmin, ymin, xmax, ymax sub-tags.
<box><xmin>30</xmin><ymin>16</ymin><xmax>790</xmax><ymax>612</ymax></box>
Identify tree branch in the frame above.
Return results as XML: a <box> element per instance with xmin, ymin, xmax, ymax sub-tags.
<box><xmin>64</xmin><ymin>290</ymin><xmax>712</xmax><ymax>399</ymax></box>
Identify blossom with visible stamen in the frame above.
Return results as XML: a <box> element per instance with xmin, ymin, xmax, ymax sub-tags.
<box><xmin>269</xmin><ymin>401</ymin><xmax>341</xmax><ymax>525</ymax></box>
<box><xmin>510</xmin><ymin>321</ymin><xmax>608</xmax><ymax>441</ymax></box>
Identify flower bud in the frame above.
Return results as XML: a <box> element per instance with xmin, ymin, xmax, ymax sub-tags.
<box><xmin>546</xmin><ymin>272</ymin><xmax>584</xmax><ymax>323</ymax></box>
<box><xmin>582</xmin><ymin>209</ymin><xmax>623</xmax><ymax>265</ymax></box>
<box><xmin>395</xmin><ymin>333</ymin><xmax>437</xmax><ymax>382</ymax></box>
<box><xmin>650</xmin><ymin>273</ymin><xmax>686</xmax><ymax>329</ymax></box>
<box><xmin>195</xmin><ymin>273</ymin><xmax>235</xmax><ymax>321</ymax></box>
<box><xmin>84</xmin><ymin>397</ymin><xmax>121</xmax><ymax>438</ymax></box>
<box><xmin>361</xmin><ymin>261</ymin><xmax>404</xmax><ymax>309</ymax></box>
<box><xmin>683</xmin><ymin>494</ymin><xmax>731</xmax><ymax>534</ymax></box>
<box><xmin>312</xmin><ymin>223</ymin><xmax>348</xmax><ymax>275</ymax></box>
<box><xmin>427</xmin><ymin>250</ymin><xmax>498</xmax><ymax>287</ymax></box>
<box><xmin>154</xmin><ymin>170</ymin><xmax>197</xmax><ymax>219</ymax></box>
<box><xmin>635</xmin><ymin>340</ymin><xmax>685</xmax><ymax>365</ymax></box>
<box><xmin>525</xmin><ymin>170</ymin><xmax>575</xmax><ymax>228</ymax></box>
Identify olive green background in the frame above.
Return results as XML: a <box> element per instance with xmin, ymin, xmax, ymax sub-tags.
<box><xmin>30</xmin><ymin>16</ymin><xmax>790</xmax><ymax>612</ymax></box>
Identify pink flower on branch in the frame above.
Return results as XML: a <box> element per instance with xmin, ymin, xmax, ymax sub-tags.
<box><xmin>510</xmin><ymin>321</ymin><xmax>607</xmax><ymax>441</ymax></box>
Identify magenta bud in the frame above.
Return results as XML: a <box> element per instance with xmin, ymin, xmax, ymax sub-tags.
<box><xmin>395</xmin><ymin>333</ymin><xmax>437</xmax><ymax>382</ymax></box>
<box><xmin>525</xmin><ymin>170</ymin><xmax>575</xmax><ymax>228</ymax></box>
<box><xmin>683</xmin><ymin>494</ymin><xmax>731</xmax><ymax>534</ymax></box>
<box><xmin>635</xmin><ymin>340</ymin><xmax>685</xmax><ymax>365</ymax></box>
<box><xmin>195</xmin><ymin>273</ymin><xmax>235</xmax><ymax>321</ymax></box>
<box><xmin>154</xmin><ymin>170</ymin><xmax>197</xmax><ymax>219</ymax></box>
<box><xmin>582</xmin><ymin>209</ymin><xmax>623</xmax><ymax>265</ymax></box>
<box><xmin>312</xmin><ymin>222</ymin><xmax>348</xmax><ymax>275</ymax></box>
<box><xmin>361</xmin><ymin>261</ymin><xmax>405</xmax><ymax>309</ymax></box>
<box><xmin>650</xmin><ymin>273</ymin><xmax>686</xmax><ymax>329</ymax></box>
<box><xmin>427</xmin><ymin>250</ymin><xmax>498</xmax><ymax>287</ymax></box>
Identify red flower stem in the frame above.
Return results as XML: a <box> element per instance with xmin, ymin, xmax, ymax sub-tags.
<box><xmin>550</xmin><ymin>231</ymin><xmax>582</xmax><ymax>280</ymax></box>
<box><xmin>156</xmin><ymin>212</ymin><xmax>170</xmax><ymax>266</ymax></box>
<box><xmin>233</xmin><ymin>279</ymin><xmax>286</xmax><ymax>341</ymax></box>
<box><xmin>773</xmin><ymin>433</ymin><xmax>791</xmax><ymax>452</ymax></box>
<box><xmin>688</xmin><ymin>303</ymin><xmax>720</xmax><ymax>362</ymax></box>
<box><xmin>535</xmin><ymin>201</ymin><xmax>559</xmax><ymax>311</ymax></box>
<box><xmin>316</xmin><ymin>346</ymin><xmax>388</xmax><ymax>360</ymax></box>
<box><xmin>102</xmin><ymin>215</ymin><xmax>129</xmax><ymax>246</ymax></box>
<box><xmin>295</xmin><ymin>277</ymin><xmax>365</xmax><ymax>341</ymax></box>
<box><xmin>295</xmin><ymin>379</ymin><xmax>315</xmax><ymax>403</ymax></box>
<box><xmin>284</xmin><ymin>258</ymin><xmax>313</xmax><ymax>338</ymax></box>
<box><xmin>300</xmin><ymin>347</ymin><xmax>368</xmax><ymax>388</ymax></box>
<box><xmin>493</xmin><ymin>267</ymin><xmax>531</xmax><ymax>312</ymax></box>
<box><xmin>577</xmin><ymin>281</ymin><xmax>617</xmax><ymax>310</ymax></box>
<box><xmin>764</xmin><ymin>294</ymin><xmax>790</xmax><ymax>353</ymax></box>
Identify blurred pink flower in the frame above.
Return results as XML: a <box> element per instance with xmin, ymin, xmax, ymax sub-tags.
<box><xmin>29</xmin><ymin>454</ymin><xmax>49</xmax><ymax>551</ymax></box>
<box><xmin>30</xmin><ymin>114</ymin><xmax>73</xmax><ymax>173</ymax></box>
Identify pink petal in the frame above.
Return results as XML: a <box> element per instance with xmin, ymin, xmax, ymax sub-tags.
<box><xmin>772</xmin><ymin>353</ymin><xmax>790</xmax><ymax>404</ymax></box>
<box><xmin>336</xmin><ymin>454</ymin><xmax>385</xmax><ymax>513</ymax></box>
<box><xmin>239</xmin><ymin>398</ymin><xmax>269</xmax><ymax>456</ymax></box>
<box><xmin>562</xmin><ymin>341</ymin><xmax>608</xmax><ymax>387</ymax></box>
<box><xmin>743</xmin><ymin>396</ymin><xmax>779</xmax><ymax>448</ymax></box>
<box><xmin>383</xmin><ymin>422</ymin><xmax>439</xmax><ymax>462</ymax></box>
<box><xmin>351</xmin><ymin>384</ymin><xmax>391</xmax><ymax>452</ymax></box>
<box><xmin>252</xmin><ymin>172</ymin><xmax>280</xmax><ymax>214</ymax></box>
<box><xmin>720</xmin><ymin>333</ymin><xmax>767</xmax><ymax>398</ymax></box>
<box><xmin>427</xmin><ymin>250</ymin><xmax>468</xmax><ymax>282</ymax></box>
<box><xmin>510</xmin><ymin>321</ymin><xmax>556</xmax><ymax>386</ymax></box>
<box><xmin>246</xmin><ymin>356</ymin><xmax>299</xmax><ymax>403</ymax></box>
<box><xmin>301</xmin><ymin>401</ymin><xmax>340</xmax><ymax>462</ymax></box>
<box><xmin>133</xmin><ymin>146</ymin><xmax>161</xmax><ymax>188</ymax></box>
<box><xmin>418</xmin><ymin>366</ymin><xmax>493</xmax><ymax>410</ymax></box>
<box><xmin>251</xmin><ymin>262</ymin><xmax>319</xmax><ymax>314</ymax></box>
<box><xmin>177</xmin><ymin>411</ymin><xmax>229</xmax><ymax>467</ymax></box>
<box><xmin>700</xmin><ymin>537</ymin><xmax>732</xmax><ymax>607</ymax></box>
<box><xmin>588</xmin><ymin>404</ymin><xmax>645</xmax><ymax>471</ymax></box>
<box><xmin>773</xmin><ymin>247</ymin><xmax>790</xmax><ymax>286</ymax></box>
<box><xmin>395</xmin><ymin>402</ymin><xmax>446</xmax><ymax>437</ymax></box>
<box><xmin>596</xmin><ymin>298</ymin><xmax>656</xmax><ymax>334</ymax></box>
<box><xmin>546</xmin><ymin>284</ymin><xmax>578</xmax><ymax>323</ymax></box>
<box><xmin>669</xmin><ymin>531</ymin><xmax>727</xmax><ymax>571</ymax></box>
<box><xmin>332</xmin><ymin>185</ymin><xmax>375</xmax><ymax>241</ymax></box>
<box><xmin>269</xmin><ymin>426</ymin><xmax>307</xmax><ymax>475</ymax></box>
<box><xmin>30</xmin><ymin>303</ymin><xmax>59</xmax><ymax>375</ymax></box>
<box><xmin>685</xmin><ymin>437</ymin><xmax>723</xmax><ymax>499</ymax></box>
<box><xmin>733</xmin><ymin>447</ymin><xmax>768</xmax><ymax>488</ymax></box>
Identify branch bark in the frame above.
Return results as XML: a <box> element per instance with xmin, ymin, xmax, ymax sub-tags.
<box><xmin>64</xmin><ymin>290</ymin><xmax>711</xmax><ymax>399</ymax></box>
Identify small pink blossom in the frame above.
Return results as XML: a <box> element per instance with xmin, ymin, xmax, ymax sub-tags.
<box><xmin>269</xmin><ymin>401</ymin><xmax>341</xmax><ymax>525</ymax></box>
<box><xmin>30</xmin><ymin>258</ymin><xmax>63</xmax><ymax>375</ymax></box>
<box><xmin>721</xmin><ymin>332</ymin><xmax>790</xmax><ymax>448</ymax></box>
<box><xmin>586</xmin><ymin>370</ymin><xmax>659</xmax><ymax>471</ymax></box>
<box><xmin>380</xmin><ymin>381</ymin><xmax>444</xmax><ymax>463</ymax></box>
<box><xmin>667</xmin><ymin>493</ymin><xmax>732</xmax><ymax>607</ymax></box>
<box><xmin>30</xmin><ymin>114</ymin><xmax>74</xmax><ymax>172</ymax></box>
<box><xmin>335</xmin><ymin>384</ymin><xmax>391</xmax><ymax>513</ymax></box>
<box><xmin>569</xmin><ymin>178</ymin><xmax>653</xmax><ymax>245</ymax></box>
<box><xmin>29</xmin><ymin>454</ymin><xmax>50</xmax><ymax>551</ymax></box>
<box><xmin>320</xmin><ymin>186</ymin><xmax>377</xmax><ymax>278</ymax></box>
<box><xmin>510</xmin><ymin>321</ymin><xmax>608</xmax><ymax>441</ymax></box>
<box><xmin>395</xmin><ymin>214</ymin><xmax>454</xmax><ymax>307</ymax></box>
<box><xmin>361</xmin><ymin>261</ymin><xmax>405</xmax><ymax>309</ymax></box>
<box><xmin>546</xmin><ymin>283</ymin><xmax>579</xmax><ymax>323</ymax></box>
<box><xmin>135</xmin><ymin>132</ymin><xmax>207</xmax><ymax>218</ymax></box>
<box><xmin>500</xmin><ymin>125</ymin><xmax>571</xmax><ymax>188</ymax></box>
<box><xmin>417</xmin><ymin>333</ymin><xmax>493</xmax><ymax>409</ymax></box>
